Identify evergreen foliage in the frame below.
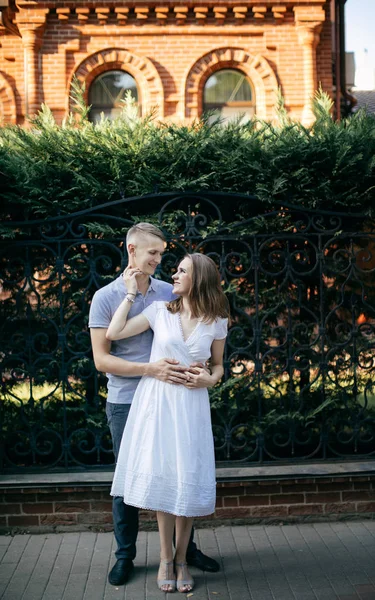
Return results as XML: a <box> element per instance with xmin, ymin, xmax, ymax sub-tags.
<box><xmin>0</xmin><ymin>89</ymin><xmax>374</xmax><ymax>224</ymax></box>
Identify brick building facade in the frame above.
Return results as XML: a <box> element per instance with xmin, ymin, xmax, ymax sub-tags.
<box><xmin>0</xmin><ymin>1</ymin><xmax>348</xmax><ymax>127</ymax></box>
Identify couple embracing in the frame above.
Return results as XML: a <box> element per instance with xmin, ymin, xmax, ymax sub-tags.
<box><xmin>89</xmin><ymin>223</ymin><xmax>229</xmax><ymax>593</ymax></box>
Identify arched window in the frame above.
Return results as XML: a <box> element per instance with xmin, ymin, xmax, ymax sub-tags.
<box><xmin>203</xmin><ymin>69</ymin><xmax>255</xmax><ymax>124</ymax></box>
<box><xmin>88</xmin><ymin>70</ymin><xmax>138</xmax><ymax>122</ymax></box>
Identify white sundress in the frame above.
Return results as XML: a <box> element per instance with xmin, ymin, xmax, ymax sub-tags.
<box><xmin>110</xmin><ymin>301</ymin><xmax>228</xmax><ymax>517</ymax></box>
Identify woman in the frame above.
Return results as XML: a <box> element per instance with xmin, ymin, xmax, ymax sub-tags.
<box><xmin>107</xmin><ymin>253</ymin><xmax>229</xmax><ymax>593</ymax></box>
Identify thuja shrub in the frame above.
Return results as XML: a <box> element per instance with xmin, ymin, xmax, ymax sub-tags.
<box><xmin>0</xmin><ymin>89</ymin><xmax>375</xmax><ymax>229</ymax></box>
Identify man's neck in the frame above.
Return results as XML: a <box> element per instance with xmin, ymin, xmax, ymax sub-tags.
<box><xmin>136</xmin><ymin>273</ymin><xmax>151</xmax><ymax>296</ymax></box>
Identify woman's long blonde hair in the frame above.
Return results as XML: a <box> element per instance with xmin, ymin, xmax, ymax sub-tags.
<box><xmin>167</xmin><ymin>253</ymin><xmax>230</xmax><ymax>322</ymax></box>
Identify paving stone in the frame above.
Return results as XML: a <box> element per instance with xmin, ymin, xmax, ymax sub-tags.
<box><xmin>355</xmin><ymin>535</ymin><xmax>375</xmax><ymax>548</ymax></box>
<box><xmin>21</xmin><ymin>535</ymin><xmax>62</xmax><ymax>600</ymax></box>
<box><xmin>62</xmin><ymin>533</ymin><xmax>97</xmax><ymax>600</ymax></box>
<box><xmin>1</xmin><ymin>521</ymin><xmax>375</xmax><ymax>599</ymax></box>
<box><xmin>348</xmin><ymin>572</ymin><xmax>371</xmax><ymax>585</ymax></box>
<box><xmin>214</xmin><ymin>527</ymin><xmax>251</xmax><ymax>600</ymax></box>
<box><xmin>0</xmin><ymin>563</ymin><xmax>17</xmax><ymax>587</ymax></box>
<box><xmin>1</xmin><ymin>535</ymin><xmax>29</xmax><ymax>565</ymax></box>
<box><xmin>63</xmin><ymin>574</ymin><xmax>93</xmax><ymax>600</ymax></box>
<box><xmin>355</xmin><ymin>583</ymin><xmax>375</xmax><ymax>594</ymax></box>
<box><xmin>312</xmin><ymin>588</ymin><xmax>339</xmax><ymax>600</ymax></box>
<box><xmin>3</xmin><ymin>536</ymin><xmax>45</xmax><ymax>599</ymax></box>
<box><xmin>250</xmin><ymin>591</ymin><xmax>274</xmax><ymax>600</ymax></box>
<box><xmin>81</xmin><ymin>533</ymin><xmax>112</xmax><ymax>600</ymax></box>
<box><xmin>330</xmin><ymin>579</ymin><xmax>359</xmax><ymax>595</ymax></box>
<box><xmin>102</xmin><ymin>550</ymin><xmax>126</xmax><ymax>599</ymax></box>
<box><xmin>198</xmin><ymin>528</ymin><xmax>230</xmax><ymax>599</ymax></box>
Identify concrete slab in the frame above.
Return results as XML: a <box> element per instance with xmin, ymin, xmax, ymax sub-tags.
<box><xmin>2</xmin><ymin>461</ymin><xmax>375</xmax><ymax>488</ymax></box>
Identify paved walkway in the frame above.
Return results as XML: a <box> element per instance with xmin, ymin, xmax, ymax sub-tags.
<box><xmin>1</xmin><ymin>522</ymin><xmax>375</xmax><ymax>600</ymax></box>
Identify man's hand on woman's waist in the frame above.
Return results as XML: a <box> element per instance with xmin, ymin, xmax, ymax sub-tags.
<box><xmin>145</xmin><ymin>358</ymin><xmax>188</xmax><ymax>385</ymax></box>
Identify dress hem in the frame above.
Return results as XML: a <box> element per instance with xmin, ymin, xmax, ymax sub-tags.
<box><xmin>110</xmin><ymin>494</ymin><xmax>214</xmax><ymax>518</ymax></box>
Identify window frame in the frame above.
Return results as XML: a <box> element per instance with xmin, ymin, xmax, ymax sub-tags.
<box><xmin>202</xmin><ymin>68</ymin><xmax>256</xmax><ymax>122</ymax></box>
<box><xmin>88</xmin><ymin>69</ymin><xmax>139</xmax><ymax>122</ymax></box>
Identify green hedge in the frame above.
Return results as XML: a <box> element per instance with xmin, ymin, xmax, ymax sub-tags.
<box><xmin>1</xmin><ymin>89</ymin><xmax>375</xmax><ymax>228</ymax></box>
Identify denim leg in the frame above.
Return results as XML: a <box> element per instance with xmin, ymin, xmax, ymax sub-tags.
<box><xmin>186</xmin><ymin>526</ymin><xmax>198</xmax><ymax>557</ymax></box>
<box><xmin>106</xmin><ymin>402</ymin><xmax>139</xmax><ymax>561</ymax></box>
<box><xmin>112</xmin><ymin>497</ymin><xmax>139</xmax><ymax>561</ymax></box>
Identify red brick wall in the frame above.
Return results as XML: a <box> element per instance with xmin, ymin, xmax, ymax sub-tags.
<box><xmin>0</xmin><ymin>1</ymin><xmax>335</xmax><ymax>126</ymax></box>
<box><xmin>1</xmin><ymin>475</ymin><xmax>374</xmax><ymax>533</ymax></box>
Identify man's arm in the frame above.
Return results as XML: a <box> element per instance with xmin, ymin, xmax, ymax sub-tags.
<box><xmin>184</xmin><ymin>339</ymin><xmax>226</xmax><ymax>389</ymax></box>
<box><xmin>90</xmin><ymin>328</ymin><xmax>188</xmax><ymax>384</ymax></box>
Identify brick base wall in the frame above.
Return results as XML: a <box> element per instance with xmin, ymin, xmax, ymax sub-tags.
<box><xmin>1</xmin><ymin>473</ymin><xmax>375</xmax><ymax>534</ymax></box>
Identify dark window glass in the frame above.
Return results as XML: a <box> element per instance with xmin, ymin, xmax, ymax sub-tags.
<box><xmin>203</xmin><ymin>69</ymin><xmax>255</xmax><ymax>124</ymax></box>
<box><xmin>88</xmin><ymin>70</ymin><xmax>138</xmax><ymax>122</ymax></box>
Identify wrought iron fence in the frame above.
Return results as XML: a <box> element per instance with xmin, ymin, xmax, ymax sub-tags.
<box><xmin>1</xmin><ymin>192</ymin><xmax>375</xmax><ymax>472</ymax></box>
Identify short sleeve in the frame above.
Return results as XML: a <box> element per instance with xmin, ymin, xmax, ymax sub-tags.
<box><xmin>215</xmin><ymin>317</ymin><xmax>228</xmax><ymax>340</ymax></box>
<box><xmin>88</xmin><ymin>290</ymin><xmax>112</xmax><ymax>328</ymax></box>
<box><xmin>142</xmin><ymin>301</ymin><xmax>160</xmax><ymax>330</ymax></box>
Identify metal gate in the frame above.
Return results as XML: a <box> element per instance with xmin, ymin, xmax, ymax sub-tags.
<box><xmin>1</xmin><ymin>192</ymin><xmax>374</xmax><ymax>471</ymax></box>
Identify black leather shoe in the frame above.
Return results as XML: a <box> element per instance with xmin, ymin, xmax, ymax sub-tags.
<box><xmin>186</xmin><ymin>549</ymin><xmax>220</xmax><ymax>573</ymax></box>
<box><xmin>108</xmin><ymin>558</ymin><xmax>134</xmax><ymax>586</ymax></box>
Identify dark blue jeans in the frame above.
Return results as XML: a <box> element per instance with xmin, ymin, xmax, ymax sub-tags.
<box><xmin>106</xmin><ymin>402</ymin><xmax>197</xmax><ymax>561</ymax></box>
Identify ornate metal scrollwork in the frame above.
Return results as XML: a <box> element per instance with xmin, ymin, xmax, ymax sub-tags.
<box><xmin>1</xmin><ymin>193</ymin><xmax>375</xmax><ymax>471</ymax></box>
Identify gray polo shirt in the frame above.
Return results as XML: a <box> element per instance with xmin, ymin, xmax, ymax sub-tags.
<box><xmin>89</xmin><ymin>275</ymin><xmax>175</xmax><ymax>404</ymax></box>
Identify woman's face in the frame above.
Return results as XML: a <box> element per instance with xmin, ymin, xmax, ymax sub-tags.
<box><xmin>172</xmin><ymin>257</ymin><xmax>192</xmax><ymax>296</ymax></box>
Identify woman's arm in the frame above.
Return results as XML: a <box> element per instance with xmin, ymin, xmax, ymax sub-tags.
<box><xmin>106</xmin><ymin>265</ymin><xmax>150</xmax><ymax>341</ymax></box>
<box><xmin>184</xmin><ymin>338</ymin><xmax>225</xmax><ymax>389</ymax></box>
<box><xmin>106</xmin><ymin>304</ymin><xmax>150</xmax><ymax>341</ymax></box>
<box><xmin>208</xmin><ymin>338</ymin><xmax>226</xmax><ymax>383</ymax></box>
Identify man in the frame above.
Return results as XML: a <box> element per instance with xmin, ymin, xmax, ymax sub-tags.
<box><xmin>89</xmin><ymin>222</ymin><xmax>220</xmax><ymax>586</ymax></box>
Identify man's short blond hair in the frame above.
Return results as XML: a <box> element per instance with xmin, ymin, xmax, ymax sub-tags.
<box><xmin>126</xmin><ymin>222</ymin><xmax>166</xmax><ymax>247</ymax></box>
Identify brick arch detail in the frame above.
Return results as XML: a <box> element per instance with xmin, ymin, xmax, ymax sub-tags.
<box><xmin>0</xmin><ymin>72</ymin><xmax>17</xmax><ymax>125</ymax></box>
<box><xmin>70</xmin><ymin>48</ymin><xmax>164</xmax><ymax>117</ymax></box>
<box><xmin>184</xmin><ymin>48</ymin><xmax>279</xmax><ymax>120</ymax></box>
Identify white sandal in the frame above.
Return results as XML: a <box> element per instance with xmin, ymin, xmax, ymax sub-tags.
<box><xmin>175</xmin><ymin>561</ymin><xmax>194</xmax><ymax>593</ymax></box>
<box><xmin>157</xmin><ymin>559</ymin><xmax>176</xmax><ymax>593</ymax></box>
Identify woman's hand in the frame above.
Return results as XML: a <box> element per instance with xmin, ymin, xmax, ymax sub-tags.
<box><xmin>184</xmin><ymin>367</ymin><xmax>215</xmax><ymax>389</ymax></box>
<box><xmin>122</xmin><ymin>265</ymin><xmax>142</xmax><ymax>296</ymax></box>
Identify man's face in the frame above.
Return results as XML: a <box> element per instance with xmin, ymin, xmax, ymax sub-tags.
<box><xmin>128</xmin><ymin>234</ymin><xmax>165</xmax><ymax>276</ymax></box>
